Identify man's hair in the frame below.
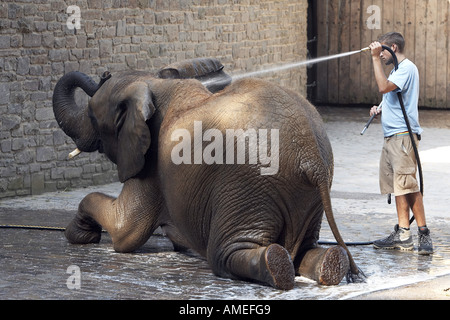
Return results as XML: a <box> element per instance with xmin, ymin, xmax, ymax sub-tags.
<box><xmin>378</xmin><ymin>32</ymin><xmax>405</xmax><ymax>53</ymax></box>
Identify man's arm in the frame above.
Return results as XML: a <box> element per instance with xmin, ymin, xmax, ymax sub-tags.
<box><xmin>370</xmin><ymin>42</ymin><xmax>398</xmax><ymax>94</ymax></box>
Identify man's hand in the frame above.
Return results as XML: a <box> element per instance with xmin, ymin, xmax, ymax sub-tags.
<box><xmin>369</xmin><ymin>41</ymin><xmax>383</xmax><ymax>58</ymax></box>
<box><xmin>369</xmin><ymin>41</ymin><xmax>398</xmax><ymax>94</ymax></box>
<box><xmin>370</xmin><ymin>105</ymin><xmax>381</xmax><ymax>117</ymax></box>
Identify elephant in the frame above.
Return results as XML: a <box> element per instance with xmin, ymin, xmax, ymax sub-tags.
<box><xmin>52</xmin><ymin>58</ymin><xmax>364</xmax><ymax>290</ymax></box>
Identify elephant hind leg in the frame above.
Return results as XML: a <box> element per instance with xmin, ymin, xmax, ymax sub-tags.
<box><xmin>212</xmin><ymin>244</ymin><xmax>295</xmax><ymax>290</ymax></box>
<box><xmin>262</xmin><ymin>244</ymin><xmax>296</xmax><ymax>290</ymax></box>
<box><xmin>298</xmin><ymin>246</ymin><xmax>350</xmax><ymax>286</ymax></box>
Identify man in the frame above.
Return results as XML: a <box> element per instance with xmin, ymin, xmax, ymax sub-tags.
<box><xmin>368</xmin><ymin>32</ymin><xmax>433</xmax><ymax>254</ymax></box>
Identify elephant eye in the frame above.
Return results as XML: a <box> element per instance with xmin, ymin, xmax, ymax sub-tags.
<box><xmin>88</xmin><ymin>105</ymin><xmax>100</xmax><ymax>131</ymax></box>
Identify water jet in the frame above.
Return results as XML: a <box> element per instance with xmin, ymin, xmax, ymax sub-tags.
<box><xmin>201</xmin><ymin>47</ymin><xmax>371</xmax><ymax>89</ymax></box>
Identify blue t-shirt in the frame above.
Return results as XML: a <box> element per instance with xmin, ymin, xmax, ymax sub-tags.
<box><xmin>380</xmin><ymin>59</ymin><xmax>423</xmax><ymax>137</ymax></box>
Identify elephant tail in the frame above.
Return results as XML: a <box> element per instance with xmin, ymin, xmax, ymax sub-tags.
<box><xmin>318</xmin><ymin>182</ymin><xmax>366</xmax><ymax>283</ymax></box>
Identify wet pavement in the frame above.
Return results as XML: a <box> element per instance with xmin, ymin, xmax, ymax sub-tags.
<box><xmin>0</xmin><ymin>106</ymin><xmax>449</xmax><ymax>300</ymax></box>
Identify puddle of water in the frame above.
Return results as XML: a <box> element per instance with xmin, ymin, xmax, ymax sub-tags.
<box><xmin>0</xmin><ymin>216</ymin><xmax>449</xmax><ymax>300</ymax></box>
<box><xmin>62</xmin><ymin>232</ymin><xmax>450</xmax><ymax>300</ymax></box>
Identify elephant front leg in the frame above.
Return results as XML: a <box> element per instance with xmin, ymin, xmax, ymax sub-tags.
<box><xmin>65</xmin><ymin>180</ymin><xmax>162</xmax><ymax>253</ymax></box>
<box><xmin>297</xmin><ymin>246</ymin><xmax>350</xmax><ymax>286</ymax></box>
<box><xmin>65</xmin><ymin>192</ymin><xmax>112</xmax><ymax>246</ymax></box>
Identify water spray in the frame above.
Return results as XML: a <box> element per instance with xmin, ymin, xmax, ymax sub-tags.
<box><xmin>232</xmin><ymin>49</ymin><xmax>368</xmax><ymax>81</ymax></box>
<box><xmin>207</xmin><ymin>48</ymin><xmax>371</xmax><ymax>87</ymax></box>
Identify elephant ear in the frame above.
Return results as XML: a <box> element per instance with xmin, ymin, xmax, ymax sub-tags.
<box><xmin>157</xmin><ymin>68</ymin><xmax>180</xmax><ymax>79</ymax></box>
<box><xmin>116</xmin><ymin>82</ymin><xmax>155</xmax><ymax>183</ymax></box>
<box><xmin>157</xmin><ymin>58</ymin><xmax>232</xmax><ymax>93</ymax></box>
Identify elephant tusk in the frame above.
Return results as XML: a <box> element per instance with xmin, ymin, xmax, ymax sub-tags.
<box><xmin>68</xmin><ymin>148</ymin><xmax>81</xmax><ymax>159</ymax></box>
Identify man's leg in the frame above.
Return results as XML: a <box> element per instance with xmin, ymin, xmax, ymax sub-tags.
<box><xmin>395</xmin><ymin>194</ymin><xmax>412</xmax><ymax>228</ymax></box>
<box><xmin>405</xmin><ymin>191</ymin><xmax>426</xmax><ymax>227</ymax></box>
<box><xmin>373</xmin><ymin>193</ymin><xmax>414</xmax><ymax>251</ymax></box>
<box><xmin>395</xmin><ymin>192</ymin><xmax>427</xmax><ymax>228</ymax></box>
<box><xmin>373</xmin><ymin>138</ymin><xmax>413</xmax><ymax>250</ymax></box>
<box><xmin>405</xmin><ymin>192</ymin><xmax>433</xmax><ymax>254</ymax></box>
<box><xmin>375</xmin><ymin>136</ymin><xmax>432</xmax><ymax>253</ymax></box>
<box><xmin>395</xmin><ymin>192</ymin><xmax>426</xmax><ymax>228</ymax></box>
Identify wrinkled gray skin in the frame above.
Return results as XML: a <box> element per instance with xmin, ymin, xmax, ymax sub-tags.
<box><xmin>52</xmin><ymin>60</ymin><xmax>364</xmax><ymax>290</ymax></box>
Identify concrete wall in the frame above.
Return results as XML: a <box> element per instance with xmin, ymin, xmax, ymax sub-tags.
<box><xmin>0</xmin><ymin>0</ymin><xmax>308</xmax><ymax>199</ymax></box>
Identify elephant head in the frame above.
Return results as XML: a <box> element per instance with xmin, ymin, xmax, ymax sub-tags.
<box><xmin>52</xmin><ymin>70</ymin><xmax>154</xmax><ymax>183</ymax></box>
<box><xmin>53</xmin><ymin>58</ymin><xmax>231</xmax><ymax>182</ymax></box>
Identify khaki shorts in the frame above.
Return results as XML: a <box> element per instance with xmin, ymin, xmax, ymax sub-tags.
<box><xmin>379</xmin><ymin>133</ymin><xmax>420</xmax><ymax>196</ymax></box>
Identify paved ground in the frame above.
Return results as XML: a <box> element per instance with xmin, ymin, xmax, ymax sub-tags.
<box><xmin>0</xmin><ymin>106</ymin><xmax>449</xmax><ymax>301</ymax></box>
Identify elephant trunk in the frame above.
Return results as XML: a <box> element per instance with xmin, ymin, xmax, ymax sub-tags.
<box><xmin>52</xmin><ymin>71</ymin><xmax>111</xmax><ymax>152</ymax></box>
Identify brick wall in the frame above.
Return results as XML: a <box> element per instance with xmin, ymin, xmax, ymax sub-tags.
<box><xmin>0</xmin><ymin>0</ymin><xmax>308</xmax><ymax>199</ymax></box>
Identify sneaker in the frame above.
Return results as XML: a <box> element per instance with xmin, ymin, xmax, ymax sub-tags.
<box><xmin>418</xmin><ymin>227</ymin><xmax>433</xmax><ymax>255</ymax></box>
<box><xmin>373</xmin><ymin>225</ymin><xmax>414</xmax><ymax>251</ymax></box>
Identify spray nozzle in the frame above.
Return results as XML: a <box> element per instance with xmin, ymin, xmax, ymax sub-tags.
<box><xmin>360</xmin><ymin>46</ymin><xmax>398</xmax><ymax>70</ymax></box>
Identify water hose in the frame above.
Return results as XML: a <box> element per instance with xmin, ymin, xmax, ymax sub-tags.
<box><xmin>0</xmin><ymin>224</ymin><xmax>67</xmax><ymax>231</ymax></box>
<box><xmin>0</xmin><ymin>224</ymin><xmax>169</xmax><ymax>237</ymax></box>
<box><xmin>0</xmin><ymin>223</ymin><xmax>372</xmax><ymax>246</ymax></box>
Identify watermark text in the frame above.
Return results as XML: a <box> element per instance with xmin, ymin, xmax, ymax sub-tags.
<box><xmin>66</xmin><ymin>5</ymin><xmax>81</xmax><ymax>30</ymax></box>
<box><xmin>366</xmin><ymin>5</ymin><xmax>381</xmax><ymax>30</ymax></box>
<box><xmin>66</xmin><ymin>265</ymin><xmax>81</xmax><ymax>289</ymax></box>
<box><xmin>171</xmin><ymin>121</ymin><xmax>279</xmax><ymax>176</ymax></box>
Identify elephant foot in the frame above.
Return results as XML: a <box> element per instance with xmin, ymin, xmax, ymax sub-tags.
<box><xmin>298</xmin><ymin>246</ymin><xmax>349</xmax><ymax>286</ymax></box>
<box><xmin>216</xmin><ymin>243</ymin><xmax>294</xmax><ymax>290</ymax></box>
<box><xmin>65</xmin><ymin>214</ymin><xmax>102</xmax><ymax>245</ymax></box>
<box><xmin>261</xmin><ymin>244</ymin><xmax>295</xmax><ymax>290</ymax></box>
